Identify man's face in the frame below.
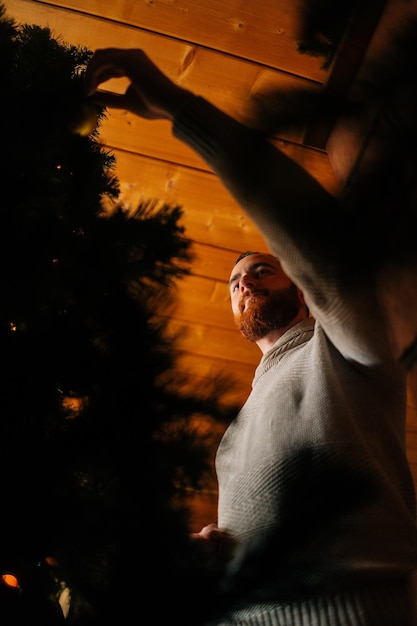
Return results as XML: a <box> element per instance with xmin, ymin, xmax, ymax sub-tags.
<box><xmin>229</xmin><ymin>253</ymin><xmax>304</xmax><ymax>342</ymax></box>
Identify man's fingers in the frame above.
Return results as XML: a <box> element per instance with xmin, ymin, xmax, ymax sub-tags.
<box><xmin>88</xmin><ymin>89</ymin><xmax>129</xmax><ymax>110</ymax></box>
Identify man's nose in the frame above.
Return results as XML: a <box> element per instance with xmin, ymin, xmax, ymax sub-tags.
<box><xmin>240</xmin><ymin>273</ymin><xmax>255</xmax><ymax>291</ymax></box>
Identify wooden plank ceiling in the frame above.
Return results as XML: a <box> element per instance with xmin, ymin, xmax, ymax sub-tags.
<box><xmin>5</xmin><ymin>0</ymin><xmax>417</xmax><ymax>489</ymax></box>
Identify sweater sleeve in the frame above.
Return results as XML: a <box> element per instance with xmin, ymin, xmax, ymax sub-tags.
<box><xmin>173</xmin><ymin>96</ymin><xmax>398</xmax><ymax>371</ymax></box>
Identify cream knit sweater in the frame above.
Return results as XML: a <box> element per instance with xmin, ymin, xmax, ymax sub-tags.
<box><xmin>174</xmin><ymin>97</ymin><xmax>417</xmax><ymax>625</ymax></box>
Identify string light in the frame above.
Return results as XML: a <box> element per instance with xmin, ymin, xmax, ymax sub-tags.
<box><xmin>1</xmin><ymin>573</ymin><xmax>19</xmax><ymax>589</ymax></box>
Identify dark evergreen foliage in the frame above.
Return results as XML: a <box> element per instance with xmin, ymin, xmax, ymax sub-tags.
<box><xmin>0</xmin><ymin>5</ymin><xmax>236</xmax><ymax>623</ymax></box>
<box><xmin>297</xmin><ymin>0</ymin><xmax>360</xmax><ymax>69</ymax></box>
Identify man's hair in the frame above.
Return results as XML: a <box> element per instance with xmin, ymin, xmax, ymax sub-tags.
<box><xmin>233</xmin><ymin>251</ymin><xmax>266</xmax><ymax>266</ymax></box>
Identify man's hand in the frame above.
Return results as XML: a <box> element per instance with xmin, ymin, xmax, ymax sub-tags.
<box><xmin>84</xmin><ymin>48</ymin><xmax>193</xmax><ymax>120</ymax></box>
<box><xmin>190</xmin><ymin>523</ymin><xmax>236</xmax><ymax>563</ymax></box>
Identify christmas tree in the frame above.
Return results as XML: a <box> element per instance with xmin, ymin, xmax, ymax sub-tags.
<box><xmin>0</xmin><ymin>5</ymin><xmax>236</xmax><ymax>623</ymax></box>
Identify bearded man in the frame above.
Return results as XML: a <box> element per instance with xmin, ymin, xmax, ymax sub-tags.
<box><xmin>85</xmin><ymin>47</ymin><xmax>417</xmax><ymax>626</ymax></box>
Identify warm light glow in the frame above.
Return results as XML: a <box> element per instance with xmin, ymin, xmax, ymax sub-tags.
<box><xmin>9</xmin><ymin>322</ymin><xmax>16</xmax><ymax>332</ymax></box>
<box><xmin>61</xmin><ymin>395</ymin><xmax>85</xmax><ymax>417</ymax></box>
<box><xmin>2</xmin><ymin>573</ymin><xmax>19</xmax><ymax>588</ymax></box>
<box><xmin>45</xmin><ymin>555</ymin><xmax>58</xmax><ymax>568</ymax></box>
<box><xmin>71</xmin><ymin>104</ymin><xmax>98</xmax><ymax>136</ymax></box>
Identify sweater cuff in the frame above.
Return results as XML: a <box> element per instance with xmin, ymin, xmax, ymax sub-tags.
<box><xmin>173</xmin><ymin>95</ymin><xmax>252</xmax><ymax>165</ymax></box>
<box><xmin>173</xmin><ymin>96</ymin><xmax>223</xmax><ymax>160</ymax></box>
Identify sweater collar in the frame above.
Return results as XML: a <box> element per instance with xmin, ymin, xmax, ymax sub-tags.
<box><xmin>253</xmin><ymin>318</ymin><xmax>315</xmax><ymax>384</ymax></box>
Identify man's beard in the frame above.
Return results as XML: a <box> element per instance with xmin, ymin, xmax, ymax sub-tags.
<box><xmin>234</xmin><ymin>284</ymin><xmax>301</xmax><ymax>342</ymax></box>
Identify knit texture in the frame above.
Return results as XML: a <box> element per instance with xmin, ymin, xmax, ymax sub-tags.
<box><xmin>213</xmin><ymin>320</ymin><xmax>416</xmax><ymax>624</ymax></box>
<box><xmin>208</xmin><ymin>581</ymin><xmax>414</xmax><ymax>625</ymax></box>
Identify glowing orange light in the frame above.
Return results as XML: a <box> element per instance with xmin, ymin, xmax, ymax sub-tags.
<box><xmin>61</xmin><ymin>395</ymin><xmax>85</xmax><ymax>417</ymax></box>
<box><xmin>2</xmin><ymin>573</ymin><xmax>19</xmax><ymax>588</ymax></box>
